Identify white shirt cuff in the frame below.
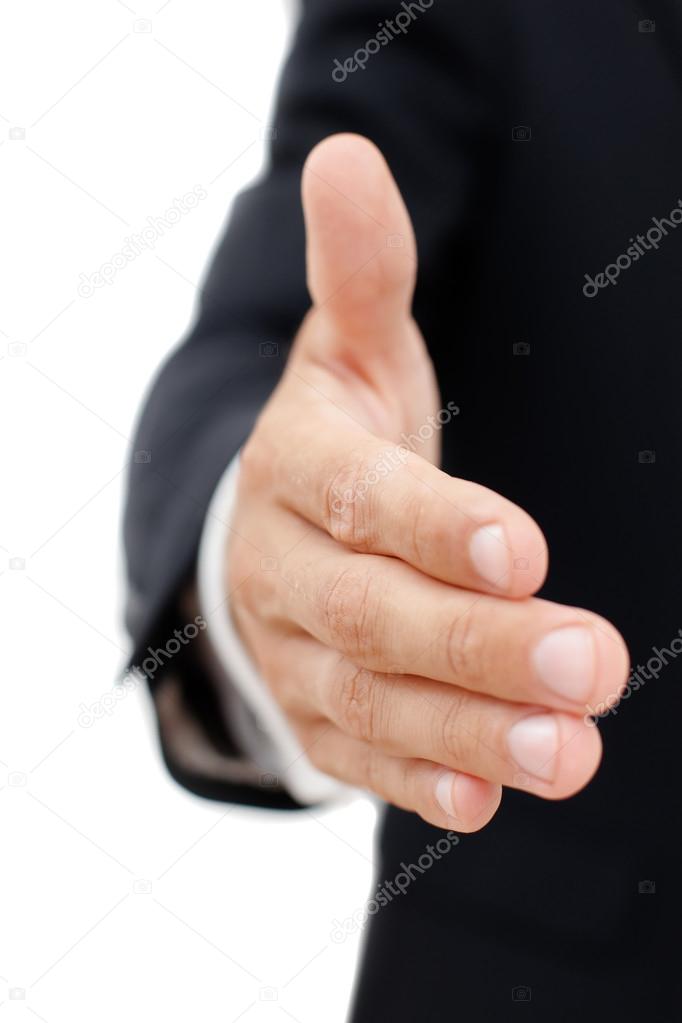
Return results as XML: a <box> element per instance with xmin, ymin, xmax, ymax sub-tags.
<box><xmin>197</xmin><ymin>453</ymin><xmax>347</xmax><ymax>806</ymax></box>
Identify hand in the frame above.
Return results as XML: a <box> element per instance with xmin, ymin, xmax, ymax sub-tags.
<box><xmin>226</xmin><ymin>134</ymin><xmax>629</xmax><ymax>832</ymax></box>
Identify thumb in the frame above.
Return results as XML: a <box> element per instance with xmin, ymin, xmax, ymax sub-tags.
<box><xmin>301</xmin><ymin>134</ymin><xmax>418</xmax><ymax>350</ymax></box>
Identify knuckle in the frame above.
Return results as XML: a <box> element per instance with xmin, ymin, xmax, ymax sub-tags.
<box><xmin>335</xmin><ymin>665</ymin><xmax>383</xmax><ymax>742</ymax></box>
<box><xmin>322</xmin><ymin>566</ymin><xmax>378</xmax><ymax>655</ymax></box>
<box><xmin>324</xmin><ymin>454</ymin><xmax>378</xmax><ymax>552</ymax></box>
<box><xmin>399</xmin><ymin>758</ymin><xmax>417</xmax><ymax>810</ymax></box>
<box><xmin>439</xmin><ymin>691</ymin><xmax>470</xmax><ymax>762</ymax></box>
<box><xmin>410</xmin><ymin>498</ymin><xmax>448</xmax><ymax>568</ymax></box>
<box><xmin>407</xmin><ymin>493</ymin><xmax>428</xmax><ymax>566</ymax></box>
<box><xmin>445</xmin><ymin>602</ymin><xmax>483</xmax><ymax>685</ymax></box>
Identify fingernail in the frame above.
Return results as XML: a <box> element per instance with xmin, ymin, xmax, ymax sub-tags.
<box><xmin>507</xmin><ymin>714</ymin><xmax>559</xmax><ymax>782</ymax></box>
<box><xmin>532</xmin><ymin>626</ymin><xmax>595</xmax><ymax>702</ymax></box>
<box><xmin>469</xmin><ymin>523</ymin><xmax>509</xmax><ymax>589</ymax></box>
<box><xmin>435</xmin><ymin>770</ymin><xmax>457</xmax><ymax>818</ymax></box>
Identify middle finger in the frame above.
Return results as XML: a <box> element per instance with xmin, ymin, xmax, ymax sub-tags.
<box><xmin>275</xmin><ymin>526</ymin><xmax>629</xmax><ymax>713</ymax></box>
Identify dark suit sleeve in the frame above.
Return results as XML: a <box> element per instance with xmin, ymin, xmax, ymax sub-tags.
<box><xmin>122</xmin><ymin>0</ymin><xmax>499</xmax><ymax>806</ymax></box>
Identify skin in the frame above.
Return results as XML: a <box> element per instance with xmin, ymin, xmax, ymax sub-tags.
<box><xmin>224</xmin><ymin>133</ymin><xmax>630</xmax><ymax>833</ymax></box>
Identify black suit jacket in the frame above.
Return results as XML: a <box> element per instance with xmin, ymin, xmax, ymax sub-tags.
<box><xmin>124</xmin><ymin>1</ymin><xmax>682</xmax><ymax>1017</ymax></box>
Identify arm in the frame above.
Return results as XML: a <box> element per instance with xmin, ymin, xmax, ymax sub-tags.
<box><xmin>123</xmin><ymin>0</ymin><xmax>487</xmax><ymax>807</ymax></box>
<box><xmin>123</xmin><ymin>2</ymin><xmax>626</xmax><ymax>829</ymax></box>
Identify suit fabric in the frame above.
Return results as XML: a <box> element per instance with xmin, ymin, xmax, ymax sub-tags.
<box><xmin>124</xmin><ymin>2</ymin><xmax>682</xmax><ymax>1017</ymax></box>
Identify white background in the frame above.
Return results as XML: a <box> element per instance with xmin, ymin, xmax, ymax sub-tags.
<box><xmin>0</xmin><ymin>3</ymin><xmax>376</xmax><ymax>1020</ymax></box>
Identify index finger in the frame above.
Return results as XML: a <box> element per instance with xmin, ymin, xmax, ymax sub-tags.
<box><xmin>253</xmin><ymin>419</ymin><xmax>548</xmax><ymax>597</ymax></box>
